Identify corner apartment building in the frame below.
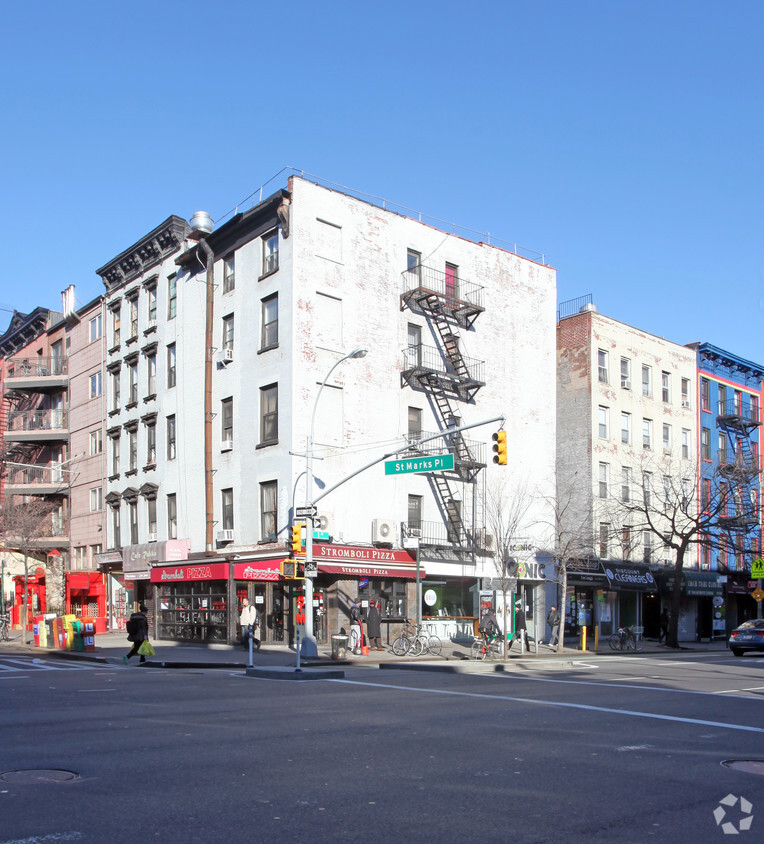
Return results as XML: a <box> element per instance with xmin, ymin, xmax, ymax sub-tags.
<box><xmin>557</xmin><ymin>299</ymin><xmax>697</xmax><ymax>640</ymax></box>
<box><xmin>95</xmin><ymin>176</ymin><xmax>557</xmax><ymax>646</ymax></box>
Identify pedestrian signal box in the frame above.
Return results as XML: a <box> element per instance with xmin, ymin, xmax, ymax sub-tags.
<box><xmin>492</xmin><ymin>430</ymin><xmax>507</xmax><ymax>465</ymax></box>
<box><xmin>291</xmin><ymin>523</ymin><xmax>304</xmax><ymax>555</ymax></box>
<box><xmin>281</xmin><ymin>559</ymin><xmax>304</xmax><ymax>579</ymax></box>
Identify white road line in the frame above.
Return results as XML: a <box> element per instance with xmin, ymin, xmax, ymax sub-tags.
<box><xmin>329</xmin><ymin>677</ymin><xmax>764</xmax><ymax>733</ymax></box>
<box><xmin>715</xmin><ymin>686</ymin><xmax>764</xmax><ymax>695</ymax></box>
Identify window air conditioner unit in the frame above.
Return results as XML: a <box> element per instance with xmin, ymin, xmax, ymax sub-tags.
<box><xmin>217</xmin><ymin>529</ymin><xmax>234</xmax><ymax>543</ymax></box>
<box><xmin>221</xmin><ymin>438</ymin><xmax>233</xmax><ymax>452</ymax></box>
<box><xmin>218</xmin><ymin>347</ymin><xmax>234</xmax><ymax>364</ymax></box>
<box><xmin>372</xmin><ymin>518</ymin><xmax>395</xmax><ymax>545</ymax></box>
<box><xmin>682</xmin><ymin>400</ymin><xmax>690</xmax><ymax>408</ymax></box>
<box><xmin>621</xmin><ymin>380</ymin><xmax>631</xmax><ymax>390</ymax></box>
<box><xmin>407</xmin><ymin>526</ymin><xmax>422</xmax><ymax>538</ymax></box>
<box><xmin>477</xmin><ymin>529</ymin><xmax>494</xmax><ymax>550</ymax></box>
<box><xmin>147</xmin><ymin>532</ymin><xmax>157</xmax><ymax>543</ymax></box>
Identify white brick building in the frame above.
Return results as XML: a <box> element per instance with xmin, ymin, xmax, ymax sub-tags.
<box><xmin>96</xmin><ymin>177</ymin><xmax>557</xmax><ymax>646</ymax></box>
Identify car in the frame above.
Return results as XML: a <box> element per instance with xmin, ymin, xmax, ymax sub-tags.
<box><xmin>728</xmin><ymin>619</ymin><xmax>764</xmax><ymax>656</ymax></box>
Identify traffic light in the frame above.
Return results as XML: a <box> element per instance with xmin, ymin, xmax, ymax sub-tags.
<box><xmin>291</xmin><ymin>523</ymin><xmax>304</xmax><ymax>555</ymax></box>
<box><xmin>281</xmin><ymin>560</ymin><xmax>305</xmax><ymax>580</ymax></box>
<box><xmin>492</xmin><ymin>430</ymin><xmax>507</xmax><ymax>465</ymax></box>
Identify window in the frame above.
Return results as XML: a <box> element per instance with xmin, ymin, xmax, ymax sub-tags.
<box><xmin>598</xmin><ymin>462</ymin><xmax>609</xmax><ymax>499</ymax></box>
<box><xmin>642</xmin><ymin>530</ymin><xmax>652</xmax><ymax>564</ymax></box>
<box><xmin>167</xmin><ymin>275</ymin><xmax>177</xmax><ymax>320</ymax></box>
<box><xmin>112</xmin><ymin>505</ymin><xmax>121</xmax><ymax>548</ymax></box>
<box><xmin>701</xmin><ymin>478</ymin><xmax>711</xmax><ymax>511</ymax></box>
<box><xmin>662</xmin><ymin>475</ymin><xmax>672</xmax><ymax>505</ymax></box>
<box><xmin>701</xmin><ymin>427</ymin><xmax>710</xmax><ymax>460</ymax></box>
<box><xmin>167</xmin><ymin>494</ymin><xmax>177</xmax><ymax>540</ymax></box>
<box><xmin>701</xmin><ymin>378</ymin><xmax>710</xmax><ymax>411</ymax></box>
<box><xmin>128</xmin><ymin>360</ymin><xmax>138</xmax><ymax>404</ymax></box>
<box><xmin>90</xmin><ymin>429</ymin><xmax>103</xmax><ymax>455</ymax></box>
<box><xmin>90</xmin><ymin>371</ymin><xmax>102</xmax><ymax>398</ymax></box>
<box><xmin>621</xmin><ymin>412</ymin><xmax>631</xmax><ymax>445</ymax></box>
<box><xmin>167</xmin><ymin>343</ymin><xmax>176</xmax><ymax>388</ymax></box>
<box><xmin>643</xmin><ymin>472</ymin><xmax>652</xmax><ymax>507</ymax></box>
<box><xmin>661</xmin><ymin>371</ymin><xmax>671</xmax><ymax>403</ymax></box>
<box><xmin>128</xmin><ymin>296</ymin><xmax>138</xmax><ymax>340</ymax></box>
<box><xmin>110</xmin><ymin>370</ymin><xmax>120</xmax><ymax>411</ymax></box>
<box><xmin>408</xmin><ymin>407</ymin><xmax>422</xmax><ymax>441</ymax></box>
<box><xmin>599</xmin><ymin>523</ymin><xmax>609</xmax><ymax>558</ymax></box>
<box><xmin>223</xmin><ymin>254</ymin><xmax>235</xmax><ymax>293</ymax></box>
<box><xmin>128</xmin><ymin>429</ymin><xmax>137</xmax><ymax>472</ymax></box>
<box><xmin>681</xmin><ymin>377</ymin><xmax>691</xmax><ymax>408</ymax></box>
<box><xmin>262</xmin><ymin>230</ymin><xmax>279</xmax><ymax>276</ymax></box>
<box><xmin>406</xmin><ymin>249</ymin><xmax>421</xmax><ymax>281</ymax></box>
<box><xmin>146</xmin><ymin>421</ymin><xmax>156</xmax><ymax>465</ymax></box>
<box><xmin>222</xmin><ymin>314</ymin><xmax>234</xmax><ymax>351</ymax></box>
<box><xmin>147</xmin><ymin>286</ymin><xmax>157</xmax><ymax>325</ymax></box>
<box><xmin>111</xmin><ymin>306</ymin><xmax>121</xmax><ymax>347</ymax></box>
<box><xmin>642</xmin><ymin>418</ymin><xmax>652</xmax><ymax>450</ymax></box>
<box><xmin>110</xmin><ymin>434</ymin><xmax>120</xmax><ymax>476</ymax></box>
<box><xmin>260</xmin><ymin>384</ymin><xmax>278</xmax><ymax>444</ymax></box>
<box><xmin>701</xmin><ymin>539</ymin><xmax>711</xmax><ymax>570</ymax></box>
<box><xmin>89</xmin><ymin>314</ymin><xmax>102</xmax><ymax>342</ymax></box>
<box><xmin>751</xmin><ymin>395</ymin><xmax>760</xmax><ymax>424</ymax></box>
<box><xmin>147</xmin><ymin>354</ymin><xmax>156</xmax><ymax>396</ymax></box>
<box><xmin>260</xmin><ymin>481</ymin><xmax>277</xmax><ymax>541</ymax></box>
<box><xmin>662</xmin><ymin>423</ymin><xmax>672</xmax><ymax>453</ymax></box>
<box><xmin>621</xmin><ymin>526</ymin><xmax>631</xmax><ymax>560</ymax></box>
<box><xmin>681</xmin><ymin>479</ymin><xmax>691</xmax><ymax>509</ymax></box>
<box><xmin>445</xmin><ymin>263</ymin><xmax>459</xmax><ymax>300</ymax></box>
<box><xmin>641</xmin><ymin>365</ymin><xmax>652</xmax><ymax>398</ymax></box>
<box><xmin>718</xmin><ymin>433</ymin><xmax>727</xmax><ymax>465</ymax></box>
<box><xmin>221</xmin><ymin>488</ymin><xmax>234</xmax><ymax>531</ymax></box>
<box><xmin>407</xmin><ymin>323</ymin><xmax>422</xmax><ymax>368</ymax></box>
<box><xmin>147</xmin><ymin>498</ymin><xmax>157</xmax><ymax>536</ymax></box>
<box><xmin>598</xmin><ymin>350</ymin><xmax>609</xmax><ymax>383</ymax></box>
<box><xmin>261</xmin><ymin>294</ymin><xmax>278</xmax><ymax>349</ymax></box>
<box><xmin>166</xmin><ymin>415</ymin><xmax>176</xmax><ymax>460</ymax></box>
<box><xmin>221</xmin><ymin>398</ymin><xmax>233</xmax><ymax>444</ymax></box>
<box><xmin>408</xmin><ymin>495</ymin><xmax>423</xmax><ymax>530</ymax></box>
<box><xmin>90</xmin><ymin>487</ymin><xmax>103</xmax><ymax>512</ymax></box>
<box><xmin>621</xmin><ymin>467</ymin><xmax>631</xmax><ymax>503</ymax></box>
<box><xmin>683</xmin><ymin>429</ymin><xmax>692</xmax><ymax>460</ymax></box>
<box><xmin>620</xmin><ymin>357</ymin><xmax>631</xmax><ymax>389</ymax></box>
<box><xmin>718</xmin><ymin>384</ymin><xmax>727</xmax><ymax>416</ymax></box>
<box><xmin>128</xmin><ymin>500</ymin><xmax>138</xmax><ymax>545</ymax></box>
<box><xmin>598</xmin><ymin>406</ymin><xmax>609</xmax><ymax>439</ymax></box>
<box><xmin>734</xmin><ymin>389</ymin><xmax>743</xmax><ymax>416</ymax></box>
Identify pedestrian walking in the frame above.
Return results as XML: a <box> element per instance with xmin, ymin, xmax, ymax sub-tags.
<box><xmin>367</xmin><ymin>600</ymin><xmax>384</xmax><ymax>650</ymax></box>
<box><xmin>124</xmin><ymin>604</ymin><xmax>149</xmax><ymax>664</ymax></box>
<box><xmin>514</xmin><ymin>601</ymin><xmax>528</xmax><ymax>651</ymax></box>
<box><xmin>547</xmin><ymin>605</ymin><xmax>560</xmax><ymax>647</ymax></box>
<box><xmin>659</xmin><ymin>607</ymin><xmax>670</xmax><ymax>644</ymax></box>
<box><xmin>349</xmin><ymin>599</ymin><xmax>363</xmax><ymax>654</ymax></box>
<box><xmin>240</xmin><ymin>598</ymin><xmax>260</xmax><ymax>651</ymax></box>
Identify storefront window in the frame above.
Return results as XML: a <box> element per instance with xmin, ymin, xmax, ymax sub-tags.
<box><xmin>364</xmin><ymin>579</ymin><xmax>407</xmax><ymax>619</ymax></box>
<box><xmin>158</xmin><ymin>582</ymin><xmax>227</xmax><ymax>642</ymax></box>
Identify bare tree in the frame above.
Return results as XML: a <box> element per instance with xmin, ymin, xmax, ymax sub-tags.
<box><xmin>0</xmin><ymin>496</ymin><xmax>55</xmax><ymax>643</ymax></box>
<box><xmin>484</xmin><ymin>477</ymin><xmax>533</xmax><ymax>659</ymax></box>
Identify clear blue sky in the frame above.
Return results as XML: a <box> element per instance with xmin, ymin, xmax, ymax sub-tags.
<box><xmin>2</xmin><ymin>0</ymin><xmax>762</xmax><ymax>363</ymax></box>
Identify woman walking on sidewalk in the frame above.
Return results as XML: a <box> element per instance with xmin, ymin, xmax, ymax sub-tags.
<box><xmin>124</xmin><ymin>604</ymin><xmax>149</xmax><ymax>664</ymax></box>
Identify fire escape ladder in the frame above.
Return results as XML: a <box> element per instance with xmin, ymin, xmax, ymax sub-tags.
<box><xmin>428</xmin><ymin>472</ymin><xmax>466</xmax><ymax>545</ymax></box>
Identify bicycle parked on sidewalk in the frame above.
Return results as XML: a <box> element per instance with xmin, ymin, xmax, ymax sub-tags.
<box><xmin>0</xmin><ymin>612</ymin><xmax>13</xmax><ymax>642</ymax></box>
<box><xmin>608</xmin><ymin>625</ymin><xmax>644</xmax><ymax>652</ymax></box>
<box><xmin>391</xmin><ymin>621</ymin><xmax>442</xmax><ymax>657</ymax></box>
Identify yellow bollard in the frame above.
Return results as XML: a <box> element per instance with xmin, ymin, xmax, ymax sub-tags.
<box><xmin>581</xmin><ymin>626</ymin><xmax>587</xmax><ymax>651</ymax></box>
<box><xmin>594</xmin><ymin>627</ymin><xmax>599</xmax><ymax>651</ymax></box>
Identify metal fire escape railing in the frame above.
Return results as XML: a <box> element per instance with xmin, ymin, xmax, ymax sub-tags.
<box><xmin>400</xmin><ymin>263</ymin><xmax>486</xmax><ymax>551</ymax></box>
<box><xmin>716</xmin><ymin>398</ymin><xmax>761</xmax><ymax>547</ymax></box>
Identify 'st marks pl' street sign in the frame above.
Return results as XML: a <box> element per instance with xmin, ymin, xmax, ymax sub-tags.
<box><xmin>384</xmin><ymin>454</ymin><xmax>455</xmax><ymax>475</ymax></box>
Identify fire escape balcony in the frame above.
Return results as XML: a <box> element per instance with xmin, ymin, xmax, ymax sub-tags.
<box><xmin>4</xmin><ymin>463</ymin><xmax>70</xmax><ymax>497</ymax></box>
<box><xmin>401</xmin><ymin>344</ymin><xmax>485</xmax><ymax>401</ymax></box>
<box><xmin>717</xmin><ymin>452</ymin><xmax>759</xmax><ymax>480</ymax></box>
<box><xmin>401</xmin><ymin>265</ymin><xmax>485</xmax><ymax>329</ymax></box>
<box><xmin>4</xmin><ymin>409</ymin><xmax>69</xmax><ymax>443</ymax></box>
<box><xmin>402</xmin><ymin>519</ymin><xmax>481</xmax><ymax>552</ymax></box>
<box><xmin>405</xmin><ymin>431</ymin><xmax>486</xmax><ymax>474</ymax></box>
<box><xmin>4</xmin><ymin>356</ymin><xmax>69</xmax><ymax>394</ymax></box>
<box><xmin>718</xmin><ymin>510</ymin><xmax>760</xmax><ymax>532</ymax></box>
<box><xmin>717</xmin><ymin>398</ymin><xmax>761</xmax><ymax>432</ymax></box>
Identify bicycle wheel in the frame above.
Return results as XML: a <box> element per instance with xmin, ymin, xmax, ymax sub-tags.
<box><xmin>425</xmin><ymin>634</ymin><xmax>442</xmax><ymax>656</ymax></box>
<box><xmin>491</xmin><ymin>641</ymin><xmax>504</xmax><ymax>659</ymax></box>
<box><xmin>471</xmin><ymin>640</ymin><xmax>487</xmax><ymax>660</ymax></box>
<box><xmin>410</xmin><ymin>635</ymin><xmax>425</xmax><ymax>656</ymax></box>
<box><xmin>392</xmin><ymin>635</ymin><xmax>411</xmax><ymax>656</ymax></box>
<box><xmin>633</xmin><ymin>635</ymin><xmax>644</xmax><ymax>652</ymax></box>
<box><xmin>608</xmin><ymin>633</ymin><xmax>622</xmax><ymax>651</ymax></box>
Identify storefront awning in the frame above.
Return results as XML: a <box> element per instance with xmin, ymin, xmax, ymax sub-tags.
<box><xmin>658</xmin><ymin>570</ymin><xmax>723</xmax><ymax>597</ymax></box>
<box><xmin>125</xmin><ymin>539</ymin><xmax>191</xmax><ymax>581</ymax></box>
<box><xmin>233</xmin><ymin>560</ymin><xmax>282</xmax><ymax>582</ymax></box>
<box><xmin>567</xmin><ymin>560</ymin><xmax>657</xmax><ymax>591</ymax></box>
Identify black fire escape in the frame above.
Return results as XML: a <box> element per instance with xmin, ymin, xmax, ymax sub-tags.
<box><xmin>400</xmin><ymin>263</ymin><xmax>486</xmax><ymax>552</ymax></box>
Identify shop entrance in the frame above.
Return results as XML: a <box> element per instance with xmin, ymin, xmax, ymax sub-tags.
<box><xmin>158</xmin><ymin>582</ymin><xmax>228</xmax><ymax>642</ymax></box>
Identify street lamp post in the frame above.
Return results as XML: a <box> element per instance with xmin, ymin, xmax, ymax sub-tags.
<box><xmin>301</xmin><ymin>347</ymin><xmax>367</xmax><ymax>657</ymax></box>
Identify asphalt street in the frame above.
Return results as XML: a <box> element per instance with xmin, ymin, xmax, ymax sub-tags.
<box><xmin>1</xmin><ymin>650</ymin><xmax>763</xmax><ymax>843</ymax></box>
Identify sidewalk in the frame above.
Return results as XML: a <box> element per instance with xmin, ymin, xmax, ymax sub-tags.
<box><xmin>0</xmin><ymin>630</ymin><xmax>731</xmax><ymax>670</ymax></box>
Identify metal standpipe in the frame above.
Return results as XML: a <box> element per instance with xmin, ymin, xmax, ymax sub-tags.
<box><xmin>248</xmin><ymin>623</ymin><xmax>254</xmax><ymax>668</ymax></box>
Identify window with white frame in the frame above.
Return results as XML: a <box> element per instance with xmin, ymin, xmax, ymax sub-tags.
<box><xmin>128</xmin><ymin>500</ymin><xmax>138</xmax><ymax>544</ymax></box>
<box><xmin>599</xmin><ymin>523</ymin><xmax>609</xmax><ymax>558</ymax></box>
<box><xmin>642</xmin><ymin>418</ymin><xmax>652</xmax><ymax>450</ymax></box>
<box><xmin>662</xmin><ymin>423</ymin><xmax>672</xmax><ymax>453</ymax></box>
<box><xmin>408</xmin><ymin>495</ymin><xmax>423</xmax><ymax>530</ymax></box>
<box><xmin>111</xmin><ymin>305</ymin><xmax>121</xmax><ymax>347</ymax></box>
<box><xmin>260</xmin><ymin>384</ymin><xmax>278</xmax><ymax>444</ymax></box>
<box><xmin>110</xmin><ymin>433</ymin><xmax>120</xmax><ymax>476</ymax></box>
<box><xmin>166</xmin><ymin>415</ymin><xmax>176</xmax><ymax>460</ymax></box>
<box><xmin>222</xmin><ymin>314</ymin><xmax>234</xmax><ymax>351</ymax></box>
<box><xmin>621</xmin><ymin>525</ymin><xmax>631</xmax><ymax>560</ymax></box>
<box><xmin>110</xmin><ymin>370</ymin><xmax>120</xmax><ymax>411</ymax></box>
<box><xmin>681</xmin><ymin>377</ymin><xmax>691</xmax><ymax>408</ymax></box>
<box><xmin>407</xmin><ymin>323</ymin><xmax>422</xmax><ymax>368</ymax></box>
<box><xmin>90</xmin><ymin>428</ymin><xmax>102</xmax><ymax>455</ymax></box>
<box><xmin>262</xmin><ymin>230</ymin><xmax>279</xmax><ymax>276</ymax></box>
<box><xmin>621</xmin><ymin>467</ymin><xmax>631</xmax><ymax>502</ymax></box>
<box><xmin>620</xmin><ymin>357</ymin><xmax>631</xmax><ymax>389</ymax></box>
<box><xmin>90</xmin><ymin>314</ymin><xmax>102</xmax><ymax>342</ymax></box>
<box><xmin>662</xmin><ymin>475</ymin><xmax>672</xmax><ymax>505</ymax></box>
<box><xmin>167</xmin><ymin>493</ymin><xmax>177</xmax><ymax>540</ymax></box>
<box><xmin>261</xmin><ymin>294</ymin><xmax>278</xmax><ymax>349</ymax></box>
<box><xmin>598</xmin><ymin>406</ymin><xmax>609</xmax><ymax>439</ymax></box>
<box><xmin>621</xmin><ymin>412</ymin><xmax>631</xmax><ymax>445</ymax></box>
<box><xmin>662</xmin><ymin>371</ymin><xmax>671</xmax><ymax>403</ymax></box>
<box><xmin>221</xmin><ymin>398</ymin><xmax>233</xmax><ymax>444</ymax></box>
<box><xmin>643</xmin><ymin>530</ymin><xmax>652</xmax><ymax>563</ymax></box>
<box><xmin>147</xmin><ymin>285</ymin><xmax>157</xmax><ymax>325</ymax></box>
<box><xmin>701</xmin><ymin>427</ymin><xmax>710</xmax><ymax>460</ymax></box>
<box><xmin>598</xmin><ymin>350</ymin><xmax>609</xmax><ymax>383</ymax></box>
<box><xmin>408</xmin><ymin>406</ymin><xmax>422</xmax><ymax>441</ymax></box>
<box><xmin>221</xmin><ymin>488</ymin><xmax>234</xmax><ymax>531</ymax></box>
<box><xmin>146</xmin><ymin>420</ymin><xmax>156</xmax><ymax>465</ymax></box>
<box><xmin>146</xmin><ymin>353</ymin><xmax>156</xmax><ymax>397</ymax></box>
<box><xmin>166</xmin><ymin>343</ymin><xmax>176</xmax><ymax>389</ymax></box>
<box><xmin>147</xmin><ymin>497</ymin><xmax>157</xmax><ymax>536</ymax></box>
<box><xmin>701</xmin><ymin>378</ymin><xmax>710</xmax><ymax>411</ymax></box>
<box><xmin>90</xmin><ymin>486</ymin><xmax>103</xmax><ymax>512</ymax></box>
<box><xmin>683</xmin><ymin>429</ymin><xmax>692</xmax><ymax>460</ymax></box>
<box><xmin>128</xmin><ymin>429</ymin><xmax>137</xmax><ymax>472</ymax></box>
<box><xmin>112</xmin><ymin>505</ymin><xmax>121</xmax><ymax>548</ymax></box>
<box><xmin>223</xmin><ymin>254</ymin><xmax>235</xmax><ymax>293</ymax></box>
<box><xmin>599</xmin><ymin>462</ymin><xmax>609</xmax><ymax>499</ymax></box>
<box><xmin>90</xmin><ymin>371</ymin><xmax>102</xmax><ymax>398</ymax></box>
<box><xmin>643</xmin><ymin>472</ymin><xmax>652</xmax><ymax>507</ymax></box>
<box><xmin>260</xmin><ymin>480</ymin><xmax>277</xmax><ymax>541</ymax></box>
<box><xmin>127</xmin><ymin>360</ymin><xmax>138</xmax><ymax>404</ymax></box>
<box><xmin>128</xmin><ymin>295</ymin><xmax>138</xmax><ymax>340</ymax></box>
<box><xmin>641</xmin><ymin>364</ymin><xmax>652</xmax><ymax>398</ymax></box>
<box><xmin>406</xmin><ymin>249</ymin><xmax>421</xmax><ymax>281</ymax></box>
<box><xmin>167</xmin><ymin>275</ymin><xmax>177</xmax><ymax>320</ymax></box>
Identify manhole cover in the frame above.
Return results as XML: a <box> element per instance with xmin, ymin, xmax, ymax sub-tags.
<box><xmin>0</xmin><ymin>769</ymin><xmax>79</xmax><ymax>784</ymax></box>
<box><xmin>722</xmin><ymin>760</ymin><xmax>764</xmax><ymax>776</ymax></box>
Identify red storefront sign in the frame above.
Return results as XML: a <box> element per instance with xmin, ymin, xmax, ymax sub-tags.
<box><xmin>150</xmin><ymin>562</ymin><xmax>229</xmax><ymax>583</ymax></box>
<box><xmin>314</xmin><ymin>543</ymin><xmax>423</xmax><ymax>579</ymax></box>
<box><xmin>233</xmin><ymin>561</ymin><xmax>282</xmax><ymax>582</ymax></box>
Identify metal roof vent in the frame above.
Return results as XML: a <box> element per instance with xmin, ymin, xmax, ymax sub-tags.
<box><xmin>188</xmin><ymin>211</ymin><xmax>214</xmax><ymax>239</ymax></box>
<box><xmin>579</xmin><ymin>302</ymin><xmax>598</xmax><ymax>314</ymax></box>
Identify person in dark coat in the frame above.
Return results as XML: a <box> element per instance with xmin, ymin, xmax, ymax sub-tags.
<box><xmin>514</xmin><ymin>601</ymin><xmax>528</xmax><ymax>651</ymax></box>
<box><xmin>124</xmin><ymin>604</ymin><xmax>149</xmax><ymax>664</ymax></box>
<box><xmin>349</xmin><ymin>600</ymin><xmax>363</xmax><ymax>653</ymax></box>
<box><xmin>659</xmin><ymin>607</ymin><xmax>670</xmax><ymax>644</ymax></box>
<box><xmin>367</xmin><ymin>600</ymin><xmax>383</xmax><ymax>651</ymax></box>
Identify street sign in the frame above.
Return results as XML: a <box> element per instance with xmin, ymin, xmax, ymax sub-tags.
<box><xmin>384</xmin><ymin>454</ymin><xmax>455</xmax><ymax>475</ymax></box>
<box><xmin>751</xmin><ymin>558</ymin><xmax>764</xmax><ymax>578</ymax></box>
<box><xmin>304</xmin><ymin>563</ymin><xmax>318</xmax><ymax>578</ymax></box>
<box><xmin>295</xmin><ymin>505</ymin><xmax>318</xmax><ymax>519</ymax></box>
<box><xmin>752</xmin><ymin>588</ymin><xmax>764</xmax><ymax>603</ymax></box>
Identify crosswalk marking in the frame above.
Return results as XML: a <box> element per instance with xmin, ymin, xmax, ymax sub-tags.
<box><xmin>0</xmin><ymin>657</ymin><xmax>105</xmax><ymax>673</ymax></box>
